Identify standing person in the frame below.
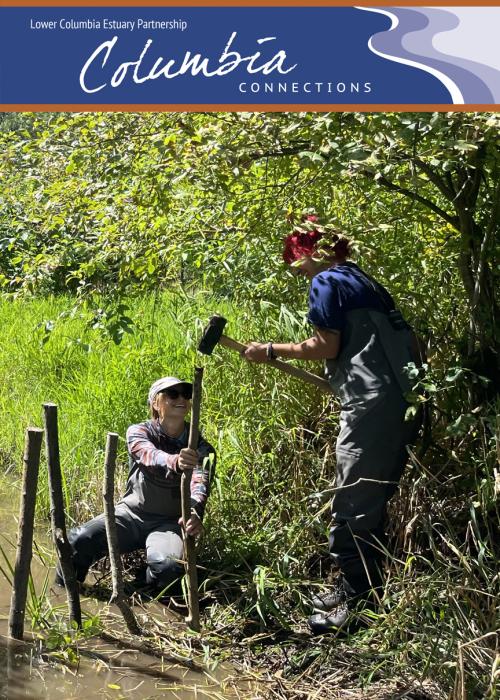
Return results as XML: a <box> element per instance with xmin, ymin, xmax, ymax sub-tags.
<box><xmin>56</xmin><ymin>377</ymin><xmax>216</xmax><ymax>597</ymax></box>
<box><xmin>243</xmin><ymin>217</ymin><xmax>421</xmax><ymax>635</ymax></box>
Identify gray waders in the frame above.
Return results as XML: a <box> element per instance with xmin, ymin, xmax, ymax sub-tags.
<box><xmin>61</xmin><ymin>464</ymin><xmax>187</xmax><ymax>592</ymax></box>
<box><xmin>325</xmin><ymin>308</ymin><xmax>420</xmax><ymax>598</ymax></box>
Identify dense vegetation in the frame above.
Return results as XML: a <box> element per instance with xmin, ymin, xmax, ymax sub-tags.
<box><xmin>0</xmin><ymin>112</ymin><xmax>498</xmax><ymax>699</ymax></box>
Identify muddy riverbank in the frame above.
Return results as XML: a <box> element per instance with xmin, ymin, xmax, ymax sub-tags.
<box><xmin>0</xmin><ymin>486</ymin><xmax>258</xmax><ymax>699</ymax></box>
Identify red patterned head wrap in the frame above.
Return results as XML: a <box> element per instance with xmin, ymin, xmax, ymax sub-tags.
<box><xmin>282</xmin><ymin>228</ymin><xmax>323</xmax><ymax>264</ymax></box>
<box><xmin>283</xmin><ymin>214</ymin><xmax>350</xmax><ymax>265</ymax></box>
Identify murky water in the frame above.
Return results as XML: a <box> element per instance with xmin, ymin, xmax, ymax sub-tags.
<box><xmin>0</xmin><ymin>491</ymin><xmax>252</xmax><ymax>699</ymax></box>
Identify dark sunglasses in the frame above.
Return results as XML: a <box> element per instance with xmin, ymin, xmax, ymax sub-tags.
<box><xmin>160</xmin><ymin>387</ymin><xmax>192</xmax><ymax>401</ymax></box>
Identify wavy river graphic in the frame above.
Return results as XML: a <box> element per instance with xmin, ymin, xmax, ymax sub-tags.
<box><xmin>357</xmin><ymin>6</ymin><xmax>500</xmax><ymax>103</ymax></box>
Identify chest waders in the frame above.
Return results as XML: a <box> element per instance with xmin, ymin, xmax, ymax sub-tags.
<box><xmin>62</xmin><ymin>428</ymin><xmax>214</xmax><ymax>594</ymax></box>
<box><xmin>325</xmin><ymin>308</ymin><xmax>420</xmax><ymax>597</ymax></box>
<box><xmin>120</xmin><ymin>458</ymin><xmax>183</xmax><ymax>518</ymax></box>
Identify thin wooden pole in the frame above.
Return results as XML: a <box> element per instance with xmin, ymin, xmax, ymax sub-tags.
<box><xmin>181</xmin><ymin>366</ymin><xmax>203</xmax><ymax>632</ymax></box>
<box><xmin>8</xmin><ymin>427</ymin><xmax>43</xmax><ymax>640</ymax></box>
<box><xmin>102</xmin><ymin>432</ymin><xmax>142</xmax><ymax>636</ymax></box>
<box><xmin>43</xmin><ymin>403</ymin><xmax>81</xmax><ymax>628</ymax></box>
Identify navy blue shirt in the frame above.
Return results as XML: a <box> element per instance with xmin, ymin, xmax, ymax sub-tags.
<box><xmin>307</xmin><ymin>262</ymin><xmax>395</xmax><ymax>332</ymax></box>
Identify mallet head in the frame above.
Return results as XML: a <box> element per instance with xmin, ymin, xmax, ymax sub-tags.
<box><xmin>198</xmin><ymin>315</ymin><xmax>228</xmax><ymax>355</ymax></box>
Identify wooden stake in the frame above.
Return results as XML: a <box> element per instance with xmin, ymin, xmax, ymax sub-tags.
<box><xmin>43</xmin><ymin>403</ymin><xmax>81</xmax><ymax>628</ymax></box>
<box><xmin>8</xmin><ymin>427</ymin><xmax>43</xmax><ymax>640</ymax></box>
<box><xmin>181</xmin><ymin>366</ymin><xmax>203</xmax><ymax>632</ymax></box>
<box><xmin>102</xmin><ymin>432</ymin><xmax>142</xmax><ymax>636</ymax></box>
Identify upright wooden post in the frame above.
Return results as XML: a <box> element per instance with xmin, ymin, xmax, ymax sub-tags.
<box><xmin>43</xmin><ymin>403</ymin><xmax>81</xmax><ymax>628</ymax></box>
<box><xmin>102</xmin><ymin>432</ymin><xmax>142</xmax><ymax>636</ymax></box>
<box><xmin>8</xmin><ymin>427</ymin><xmax>43</xmax><ymax>640</ymax></box>
<box><xmin>181</xmin><ymin>366</ymin><xmax>203</xmax><ymax>632</ymax></box>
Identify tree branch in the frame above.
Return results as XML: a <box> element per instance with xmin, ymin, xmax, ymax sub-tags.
<box><xmin>445</xmin><ymin>172</ymin><xmax>456</xmax><ymax>197</ymax></box>
<box><xmin>469</xmin><ymin>179</ymin><xmax>500</xmax><ymax>341</ymax></box>
<box><xmin>413</xmin><ymin>158</ymin><xmax>455</xmax><ymax>201</ymax></box>
<box><xmin>361</xmin><ymin>170</ymin><xmax>459</xmax><ymax>229</ymax></box>
<box><xmin>466</xmin><ymin>144</ymin><xmax>486</xmax><ymax>210</ymax></box>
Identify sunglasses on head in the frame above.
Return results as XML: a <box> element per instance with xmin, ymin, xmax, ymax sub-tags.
<box><xmin>160</xmin><ymin>386</ymin><xmax>192</xmax><ymax>401</ymax></box>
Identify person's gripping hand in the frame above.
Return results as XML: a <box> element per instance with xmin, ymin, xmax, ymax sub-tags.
<box><xmin>242</xmin><ymin>342</ymin><xmax>268</xmax><ymax>363</ymax></box>
<box><xmin>179</xmin><ymin>512</ymin><xmax>203</xmax><ymax>537</ymax></box>
<box><xmin>178</xmin><ymin>447</ymin><xmax>198</xmax><ymax>471</ymax></box>
<box><xmin>177</xmin><ymin>449</ymin><xmax>203</xmax><ymax>536</ymax></box>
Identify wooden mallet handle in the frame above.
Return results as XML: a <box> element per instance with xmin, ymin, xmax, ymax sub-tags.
<box><xmin>219</xmin><ymin>336</ymin><xmax>333</xmax><ymax>394</ymax></box>
<box><xmin>181</xmin><ymin>366</ymin><xmax>203</xmax><ymax>632</ymax></box>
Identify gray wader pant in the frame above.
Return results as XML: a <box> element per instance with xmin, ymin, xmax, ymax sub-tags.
<box><xmin>65</xmin><ymin>502</ymin><xmax>184</xmax><ymax>592</ymax></box>
<box><xmin>326</xmin><ymin>308</ymin><xmax>421</xmax><ymax>595</ymax></box>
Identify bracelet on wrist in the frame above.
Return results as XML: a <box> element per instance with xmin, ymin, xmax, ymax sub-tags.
<box><xmin>266</xmin><ymin>342</ymin><xmax>277</xmax><ymax>361</ymax></box>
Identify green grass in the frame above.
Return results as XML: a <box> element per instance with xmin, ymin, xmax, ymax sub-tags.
<box><xmin>0</xmin><ymin>291</ymin><xmax>498</xmax><ymax>699</ymax></box>
<box><xmin>0</xmin><ymin>290</ymin><xmax>329</xmax><ymax>542</ymax></box>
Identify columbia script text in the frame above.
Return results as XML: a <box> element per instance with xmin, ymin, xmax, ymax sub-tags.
<box><xmin>79</xmin><ymin>32</ymin><xmax>297</xmax><ymax>94</ymax></box>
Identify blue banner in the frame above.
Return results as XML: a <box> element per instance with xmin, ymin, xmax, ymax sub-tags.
<box><xmin>1</xmin><ymin>6</ymin><xmax>499</xmax><ymax>105</ymax></box>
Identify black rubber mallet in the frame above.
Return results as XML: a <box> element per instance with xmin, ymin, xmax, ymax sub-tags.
<box><xmin>198</xmin><ymin>314</ymin><xmax>333</xmax><ymax>393</ymax></box>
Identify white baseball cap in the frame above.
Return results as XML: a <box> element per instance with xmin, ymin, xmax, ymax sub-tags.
<box><xmin>148</xmin><ymin>376</ymin><xmax>193</xmax><ymax>405</ymax></box>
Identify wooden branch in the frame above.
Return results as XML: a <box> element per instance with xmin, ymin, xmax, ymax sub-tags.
<box><xmin>43</xmin><ymin>403</ymin><xmax>81</xmax><ymax>629</ymax></box>
<box><xmin>99</xmin><ymin>631</ymin><xmax>202</xmax><ymax>671</ymax></box>
<box><xmin>366</xmin><ymin>170</ymin><xmax>459</xmax><ymax>229</ymax></box>
<box><xmin>102</xmin><ymin>432</ymin><xmax>142</xmax><ymax>636</ymax></box>
<box><xmin>464</xmin><ymin>145</ymin><xmax>486</xmax><ymax>210</ymax></box>
<box><xmin>445</xmin><ymin>172</ymin><xmax>456</xmax><ymax>198</ymax></box>
<box><xmin>413</xmin><ymin>158</ymin><xmax>455</xmax><ymax>201</ymax></box>
<box><xmin>496</xmin><ymin>415</ymin><xmax>500</xmax><ymax>467</ymax></box>
<box><xmin>458</xmin><ymin>249</ymin><xmax>476</xmax><ymax>306</ymax></box>
<box><xmin>8</xmin><ymin>428</ymin><xmax>43</xmax><ymax>640</ymax></box>
<box><xmin>467</xmin><ymin>180</ymin><xmax>500</xmax><ymax>354</ymax></box>
<box><xmin>181</xmin><ymin>366</ymin><xmax>203</xmax><ymax>632</ymax></box>
<box><xmin>451</xmin><ymin>143</ymin><xmax>486</xmax><ymax>211</ymax></box>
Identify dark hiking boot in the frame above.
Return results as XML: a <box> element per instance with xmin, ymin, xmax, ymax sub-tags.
<box><xmin>308</xmin><ymin>564</ymin><xmax>383</xmax><ymax>635</ymax></box>
<box><xmin>308</xmin><ymin>601</ymin><xmax>374</xmax><ymax>636</ymax></box>
<box><xmin>310</xmin><ymin>583</ymin><xmax>345</xmax><ymax>612</ymax></box>
<box><xmin>311</xmin><ymin>566</ymin><xmax>382</xmax><ymax>612</ymax></box>
<box><xmin>308</xmin><ymin>604</ymin><xmax>349</xmax><ymax>635</ymax></box>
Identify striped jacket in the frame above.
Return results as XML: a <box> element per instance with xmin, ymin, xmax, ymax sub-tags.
<box><xmin>122</xmin><ymin>419</ymin><xmax>216</xmax><ymax>519</ymax></box>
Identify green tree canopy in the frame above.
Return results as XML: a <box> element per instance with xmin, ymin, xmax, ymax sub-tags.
<box><xmin>1</xmin><ymin>112</ymin><xmax>498</xmax><ymax>375</ymax></box>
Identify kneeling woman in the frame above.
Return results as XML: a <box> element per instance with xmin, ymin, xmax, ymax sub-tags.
<box><xmin>57</xmin><ymin>376</ymin><xmax>216</xmax><ymax>594</ymax></box>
